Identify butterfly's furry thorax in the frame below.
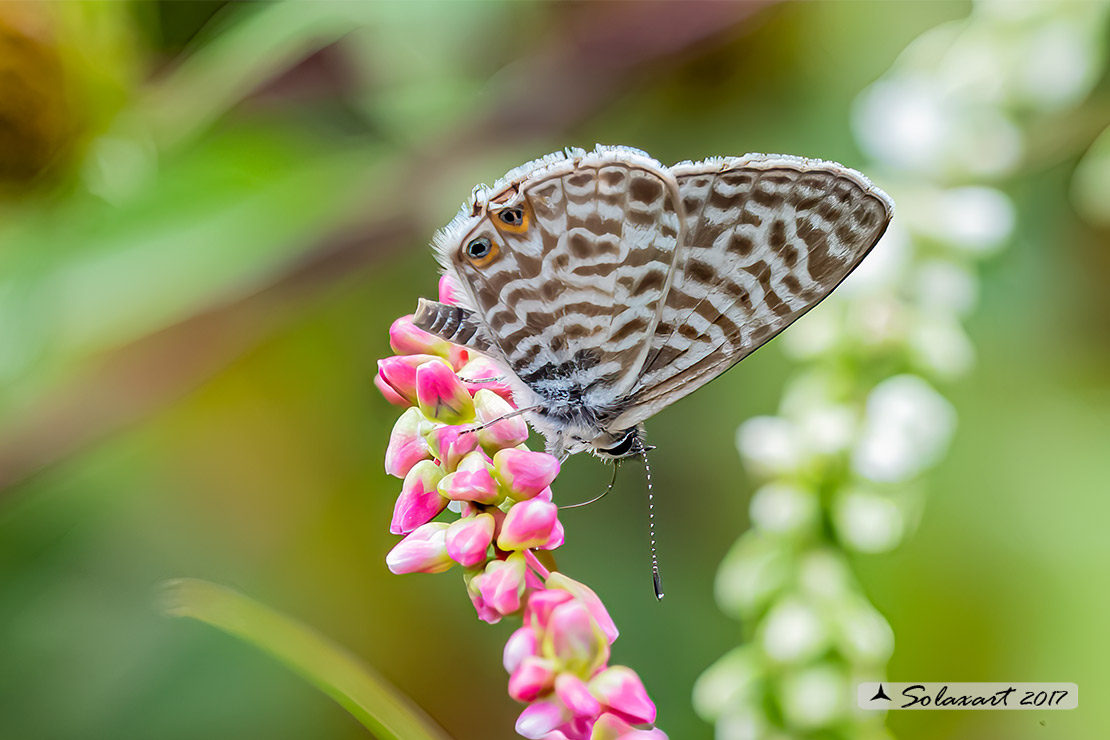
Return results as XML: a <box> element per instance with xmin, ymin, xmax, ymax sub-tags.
<box><xmin>413</xmin><ymin>144</ymin><xmax>894</xmax><ymax>459</ymax></box>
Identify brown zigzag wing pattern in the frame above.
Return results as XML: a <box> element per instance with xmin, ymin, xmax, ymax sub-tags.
<box><xmin>415</xmin><ymin>146</ymin><xmax>892</xmax><ymax>458</ymax></box>
<box><xmin>612</xmin><ymin>155</ymin><xmax>893</xmax><ymax>430</ymax></box>
<box><xmin>424</xmin><ymin>147</ymin><xmax>681</xmax><ymax>435</ymax></box>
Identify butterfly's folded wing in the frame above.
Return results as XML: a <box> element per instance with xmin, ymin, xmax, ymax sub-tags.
<box><xmin>428</xmin><ymin>148</ymin><xmax>683</xmax><ymax>407</ymax></box>
<box><xmin>611</xmin><ymin>155</ymin><xmax>893</xmax><ymax>430</ymax></box>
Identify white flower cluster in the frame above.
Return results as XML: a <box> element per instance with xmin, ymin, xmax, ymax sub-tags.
<box><xmin>697</xmin><ymin>3</ymin><xmax>1110</xmax><ymax>739</ymax></box>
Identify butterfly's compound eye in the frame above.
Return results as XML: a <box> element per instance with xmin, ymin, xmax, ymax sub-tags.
<box><xmin>463</xmin><ymin>236</ymin><xmax>499</xmax><ymax>267</ymax></box>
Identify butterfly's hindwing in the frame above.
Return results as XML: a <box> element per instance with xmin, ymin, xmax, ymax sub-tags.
<box><xmin>449</xmin><ymin>149</ymin><xmax>682</xmax><ymax>415</ymax></box>
<box><xmin>614</xmin><ymin>156</ymin><xmax>892</xmax><ymax>428</ymax></box>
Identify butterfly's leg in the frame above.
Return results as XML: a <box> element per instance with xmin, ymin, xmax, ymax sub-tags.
<box><xmin>560</xmin><ymin>462</ymin><xmax>620</xmax><ymax>510</ymax></box>
<box><xmin>460</xmin><ymin>405</ymin><xmax>542</xmax><ymax>435</ymax></box>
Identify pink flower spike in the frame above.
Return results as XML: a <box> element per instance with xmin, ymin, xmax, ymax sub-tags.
<box><xmin>556</xmin><ymin>673</ymin><xmax>602</xmax><ymax>719</ymax></box>
<box><xmin>525</xmin><ymin>588</ymin><xmax>575</xmax><ymax>632</ymax></box>
<box><xmin>546</xmin><ymin>600</ymin><xmax>609</xmax><ymax>674</ymax></box>
<box><xmin>508</xmin><ymin>655</ymin><xmax>557</xmax><ymax>703</ymax></box>
<box><xmin>497</xmin><ymin>498</ymin><xmax>560</xmax><ymax>550</ymax></box>
<box><xmin>426</xmin><ymin>425</ymin><xmax>479</xmax><ymax>470</ymax></box>
<box><xmin>445</xmin><ymin>513</ymin><xmax>495</xmax><ymax>567</ymax></box>
<box><xmin>385</xmin><ymin>522</ymin><xmax>453</xmax><ymax>574</ymax></box>
<box><xmin>439</xmin><ymin>468</ymin><xmax>500</xmax><ymax>504</ymax></box>
<box><xmin>504</xmin><ymin>626</ymin><xmax>538</xmax><ymax>674</ymax></box>
<box><xmin>589</xmin><ymin>667</ymin><xmax>656</xmax><ymax>725</ymax></box>
<box><xmin>389</xmin><ymin>315</ymin><xmax>450</xmax><ymax>357</ymax></box>
<box><xmin>374</xmin><ymin>374</ymin><xmax>409</xmax><ymax>406</ymax></box>
<box><xmin>546</xmin><ymin>573</ymin><xmax>619</xmax><ymax>644</ymax></box>
<box><xmin>385</xmin><ymin>408</ymin><xmax>432</xmax><ymax>478</ymax></box>
<box><xmin>378</xmin><ymin>354</ymin><xmax>445</xmax><ymax>406</ymax></box>
<box><xmin>516</xmin><ymin>699</ymin><xmax>570</xmax><ymax>740</ymax></box>
<box><xmin>390</xmin><ymin>460</ymin><xmax>447</xmax><ymax>535</ymax></box>
<box><xmin>494</xmin><ymin>448</ymin><xmax>561</xmax><ymax>500</ymax></box>
<box><xmin>474</xmin><ymin>389</ymin><xmax>529</xmax><ymax>450</ymax></box>
<box><xmin>479</xmin><ymin>552</ymin><xmax>528</xmax><ymax>616</ymax></box>
<box><xmin>438</xmin><ymin>274</ymin><xmax>465</xmax><ymax>305</ymax></box>
<box><xmin>416</xmin><ymin>361</ymin><xmax>476</xmax><ymax>425</ymax></box>
<box><xmin>458</xmin><ymin>356</ymin><xmax>515</xmax><ymax>403</ymax></box>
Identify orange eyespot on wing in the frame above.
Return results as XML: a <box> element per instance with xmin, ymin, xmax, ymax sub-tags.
<box><xmin>494</xmin><ymin>205</ymin><xmax>529</xmax><ymax>234</ymax></box>
<box><xmin>461</xmin><ymin>235</ymin><xmax>501</xmax><ymax>268</ymax></box>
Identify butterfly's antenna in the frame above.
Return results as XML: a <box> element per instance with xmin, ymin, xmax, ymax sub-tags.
<box><xmin>560</xmin><ymin>461</ymin><xmax>620</xmax><ymax>510</ymax></box>
<box><xmin>636</xmin><ymin>439</ymin><xmax>663</xmax><ymax>601</ymax></box>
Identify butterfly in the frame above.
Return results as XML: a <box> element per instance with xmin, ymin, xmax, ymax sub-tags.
<box><xmin>413</xmin><ymin>145</ymin><xmax>893</xmax><ymax>461</ymax></box>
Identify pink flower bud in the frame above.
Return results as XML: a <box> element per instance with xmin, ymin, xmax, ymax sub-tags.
<box><xmin>497</xmin><ymin>498</ymin><xmax>560</xmax><ymax>550</ymax></box>
<box><xmin>425</xmin><ymin>425</ymin><xmax>479</xmax><ymax>470</ymax></box>
<box><xmin>389</xmin><ymin>315</ymin><xmax>450</xmax><ymax>357</ymax></box>
<box><xmin>456</xmin><ymin>448</ymin><xmax>493</xmax><ymax>473</ymax></box>
<box><xmin>457</xmin><ymin>356</ymin><xmax>515</xmax><ymax>403</ymax></box>
<box><xmin>474</xmin><ymin>389</ymin><xmax>530</xmax><ymax>450</ymax></box>
<box><xmin>438</xmin><ymin>468</ymin><xmax>500</xmax><ymax>504</ymax></box>
<box><xmin>494</xmin><ymin>448</ymin><xmax>561</xmax><ymax>500</ymax></box>
<box><xmin>464</xmin><ymin>572</ymin><xmax>502</xmax><ymax>625</ymax></box>
<box><xmin>416</xmin><ymin>361</ymin><xmax>476</xmax><ymax>425</ymax></box>
<box><xmin>525</xmin><ymin>588</ymin><xmax>574</xmax><ymax>632</ymax></box>
<box><xmin>479</xmin><ymin>552</ymin><xmax>527</xmax><ymax>616</ymax></box>
<box><xmin>438</xmin><ymin>274</ymin><xmax>464</xmax><ymax>306</ymax></box>
<box><xmin>508</xmin><ymin>655</ymin><xmax>557</xmax><ymax>703</ymax></box>
<box><xmin>515</xmin><ymin>699</ymin><xmax>570</xmax><ymax>740</ymax></box>
<box><xmin>377</xmin><ymin>354</ymin><xmax>445</xmax><ymax>406</ymax></box>
<box><xmin>591</xmin><ymin>713</ymin><xmax>667</xmax><ymax>740</ymax></box>
<box><xmin>541</xmin><ymin>519</ymin><xmax>565</xmax><ymax>550</ymax></box>
<box><xmin>589</xmin><ymin>667</ymin><xmax>656</xmax><ymax>725</ymax></box>
<box><xmin>556</xmin><ymin>673</ymin><xmax>601</xmax><ymax>719</ymax></box>
<box><xmin>390</xmin><ymin>460</ymin><xmax>447</xmax><ymax>535</ymax></box>
<box><xmin>546</xmin><ymin>573</ymin><xmax>619</xmax><ymax>644</ymax></box>
<box><xmin>445</xmin><ymin>513</ymin><xmax>495</xmax><ymax>567</ymax></box>
<box><xmin>375</xmin><ymin>374</ymin><xmax>409</xmax><ymax>406</ymax></box>
<box><xmin>385</xmin><ymin>522</ymin><xmax>453</xmax><ymax>574</ymax></box>
<box><xmin>546</xmin><ymin>600</ymin><xmax>608</xmax><ymax>674</ymax></box>
<box><xmin>385</xmin><ymin>408</ymin><xmax>432</xmax><ymax>478</ymax></box>
<box><xmin>504</xmin><ymin>626</ymin><xmax>538</xmax><ymax>674</ymax></box>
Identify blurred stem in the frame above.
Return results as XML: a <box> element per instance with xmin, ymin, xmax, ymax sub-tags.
<box><xmin>158</xmin><ymin>578</ymin><xmax>452</xmax><ymax>740</ymax></box>
<box><xmin>142</xmin><ymin>1</ymin><xmax>371</xmax><ymax>150</ymax></box>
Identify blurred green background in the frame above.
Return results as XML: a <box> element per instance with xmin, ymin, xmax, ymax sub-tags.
<box><xmin>0</xmin><ymin>2</ymin><xmax>1107</xmax><ymax>739</ymax></box>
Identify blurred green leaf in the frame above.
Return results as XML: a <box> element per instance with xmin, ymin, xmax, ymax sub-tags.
<box><xmin>159</xmin><ymin>578</ymin><xmax>452</xmax><ymax>740</ymax></box>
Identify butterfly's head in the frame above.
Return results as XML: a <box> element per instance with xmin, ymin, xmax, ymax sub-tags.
<box><xmin>589</xmin><ymin>425</ymin><xmax>647</xmax><ymax>460</ymax></box>
<box><xmin>544</xmin><ymin>425</ymin><xmax>644</xmax><ymax>461</ymax></box>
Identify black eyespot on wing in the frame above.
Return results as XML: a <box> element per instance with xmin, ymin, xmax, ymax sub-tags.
<box><xmin>498</xmin><ymin>207</ymin><xmax>524</xmax><ymax>226</ymax></box>
<box><xmin>466</xmin><ymin>237</ymin><xmax>492</xmax><ymax>259</ymax></box>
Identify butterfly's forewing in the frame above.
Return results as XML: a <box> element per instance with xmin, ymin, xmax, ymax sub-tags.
<box><xmin>444</xmin><ymin>148</ymin><xmax>682</xmax><ymax>404</ymax></box>
<box><xmin>611</xmin><ymin>155</ymin><xmax>893</xmax><ymax>429</ymax></box>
